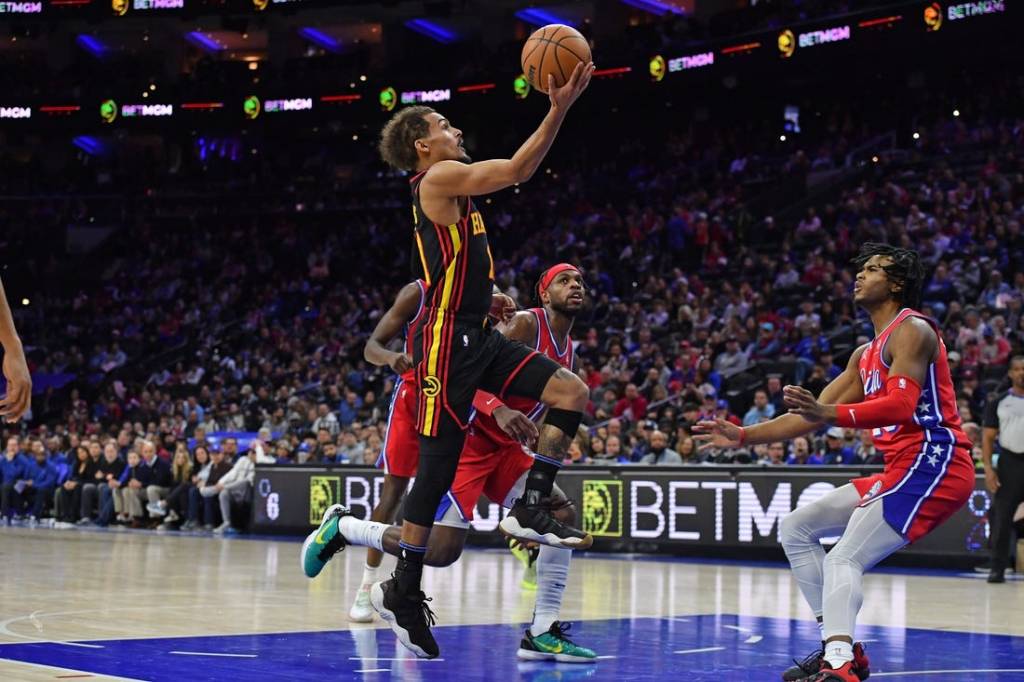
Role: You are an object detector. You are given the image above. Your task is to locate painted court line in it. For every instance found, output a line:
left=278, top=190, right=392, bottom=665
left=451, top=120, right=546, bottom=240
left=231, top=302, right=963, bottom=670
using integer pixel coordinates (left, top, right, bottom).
left=354, top=669, right=389, bottom=674
left=348, top=657, right=446, bottom=662
left=674, top=646, right=727, bottom=655
left=744, top=635, right=763, bottom=644
left=168, top=651, right=257, bottom=658
left=872, top=669, right=1024, bottom=677
left=723, top=625, right=753, bottom=633
left=596, top=655, right=617, bottom=659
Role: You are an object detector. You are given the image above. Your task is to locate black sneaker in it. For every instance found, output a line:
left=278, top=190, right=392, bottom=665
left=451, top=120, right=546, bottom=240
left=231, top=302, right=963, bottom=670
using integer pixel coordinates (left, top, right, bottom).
left=370, top=577, right=439, bottom=659
left=782, top=642, right=870, bottom=681
left=988, top=569, right=1006, bottom=584
left=499, top=497, right=593, bottom=549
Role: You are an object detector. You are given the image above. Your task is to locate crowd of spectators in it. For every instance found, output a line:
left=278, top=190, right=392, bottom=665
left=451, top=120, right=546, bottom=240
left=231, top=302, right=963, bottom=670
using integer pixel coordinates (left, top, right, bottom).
left=1, top=62, right=1022, bottom=532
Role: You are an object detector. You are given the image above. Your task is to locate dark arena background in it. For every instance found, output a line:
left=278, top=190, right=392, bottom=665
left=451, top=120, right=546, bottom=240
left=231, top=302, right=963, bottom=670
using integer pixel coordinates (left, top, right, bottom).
left=0, top=0, right=1023, bottom=680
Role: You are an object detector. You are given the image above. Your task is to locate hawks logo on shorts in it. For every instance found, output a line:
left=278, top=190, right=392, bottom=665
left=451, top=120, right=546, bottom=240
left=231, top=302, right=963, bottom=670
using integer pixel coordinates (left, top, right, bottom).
left=422, top=375, right=442, bottom=398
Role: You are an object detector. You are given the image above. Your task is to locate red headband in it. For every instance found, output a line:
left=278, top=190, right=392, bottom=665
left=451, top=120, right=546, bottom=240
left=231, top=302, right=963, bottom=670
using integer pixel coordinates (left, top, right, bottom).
left=539, top=263, right=581, bottom=295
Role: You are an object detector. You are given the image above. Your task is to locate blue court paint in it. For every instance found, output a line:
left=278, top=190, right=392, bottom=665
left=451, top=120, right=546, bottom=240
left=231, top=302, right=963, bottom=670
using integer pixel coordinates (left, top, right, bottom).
left=2, top=615, right=1024, bottom=681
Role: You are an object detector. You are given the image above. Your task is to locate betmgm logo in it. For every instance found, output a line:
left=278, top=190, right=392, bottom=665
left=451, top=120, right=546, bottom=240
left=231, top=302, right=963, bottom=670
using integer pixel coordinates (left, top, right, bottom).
left=309, top=475, right=340, bottom=525
left=582, top=480, right=622, bottom=538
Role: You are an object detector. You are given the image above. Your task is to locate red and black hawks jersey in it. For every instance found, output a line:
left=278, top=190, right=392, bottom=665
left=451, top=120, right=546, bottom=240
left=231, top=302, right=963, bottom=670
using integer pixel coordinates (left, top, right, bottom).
left=409, top=171, right=495, bottom=324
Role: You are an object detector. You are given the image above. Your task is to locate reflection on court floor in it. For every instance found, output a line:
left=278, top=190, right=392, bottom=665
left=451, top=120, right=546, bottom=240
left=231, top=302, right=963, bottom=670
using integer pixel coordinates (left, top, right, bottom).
left=2, top=615, right=1024, bottom=681
left=1, top=527, right=1022, bottom=681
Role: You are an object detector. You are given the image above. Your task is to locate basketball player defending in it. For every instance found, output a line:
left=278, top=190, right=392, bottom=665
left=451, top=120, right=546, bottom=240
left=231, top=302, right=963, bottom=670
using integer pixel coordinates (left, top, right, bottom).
left=695, top=244, right=974, bottom=682
left=345, top=280, right=530, bottom=622
left=343, top=264, right=596, bottom=662
left=303, top=63, right=596, bottom=659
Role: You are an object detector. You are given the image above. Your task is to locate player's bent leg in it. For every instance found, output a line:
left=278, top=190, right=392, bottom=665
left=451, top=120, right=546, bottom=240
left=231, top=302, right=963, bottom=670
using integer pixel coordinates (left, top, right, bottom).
left=779, top=484, right=862, bottom=680
left=500, top=367, right=592, bottom=548
left=504, top=482, right=595, bottom=663
left=301, top=504, right=353, bottom=578
left=370, top=429, right=464, bottom=660
left=804, top=500, right=906, bottom=682
left=351, top=475, right=409, bottom=623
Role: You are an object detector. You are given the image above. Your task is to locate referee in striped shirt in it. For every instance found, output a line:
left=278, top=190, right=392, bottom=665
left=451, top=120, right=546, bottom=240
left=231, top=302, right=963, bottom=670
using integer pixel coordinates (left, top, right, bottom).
left=982, top=355, right=1024, bottom=583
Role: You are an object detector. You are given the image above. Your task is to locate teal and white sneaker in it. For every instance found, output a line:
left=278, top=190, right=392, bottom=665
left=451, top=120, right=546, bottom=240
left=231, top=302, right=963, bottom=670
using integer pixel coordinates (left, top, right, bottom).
left=300, top=504, right=351, bottom=578
left=517, top=621, right=597, bottom=663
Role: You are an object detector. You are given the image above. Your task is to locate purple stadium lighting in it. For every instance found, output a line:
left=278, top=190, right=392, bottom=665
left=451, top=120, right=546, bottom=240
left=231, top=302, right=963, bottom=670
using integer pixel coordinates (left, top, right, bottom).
left=75, top=34, right=109, bottom=57
left=514, top=7, right=576, bottom=26
left=404, top=18, right=458, bottom=44
left=186, top=31, right=223, bottom=52
left=620, top=0, right=685, bottom=16
left=298, top=27, right=341, bottom=53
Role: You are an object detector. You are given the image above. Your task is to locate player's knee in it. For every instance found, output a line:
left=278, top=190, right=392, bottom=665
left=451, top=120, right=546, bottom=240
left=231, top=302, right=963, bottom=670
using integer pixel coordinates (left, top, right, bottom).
left=778, top=513, right=802, bottom=547
left=823, top=545, right=861, bottom=573
left=562, top=373, right=589, bottom=410
left=544, top=371, right=588, bottom=412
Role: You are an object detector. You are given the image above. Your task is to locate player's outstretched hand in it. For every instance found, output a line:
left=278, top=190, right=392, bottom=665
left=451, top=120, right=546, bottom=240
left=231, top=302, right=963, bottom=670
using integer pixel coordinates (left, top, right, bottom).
left=0, top=342, right=31, bottom=423
left=548, top=61, right=595, bottom=113
left=692, top=419, right=741, bottom=451
left=783, top=385, right=835, bottom=423
left=494, top=405, right=539, bottom=447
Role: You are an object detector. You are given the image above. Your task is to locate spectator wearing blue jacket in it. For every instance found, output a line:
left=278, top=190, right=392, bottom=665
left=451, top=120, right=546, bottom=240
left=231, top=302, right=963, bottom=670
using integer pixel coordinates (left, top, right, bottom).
left=821, top=426, right=858, bottom=465
left=24, top=442, right=58, bottom=520
left=1, top=436, right=29, bottom=520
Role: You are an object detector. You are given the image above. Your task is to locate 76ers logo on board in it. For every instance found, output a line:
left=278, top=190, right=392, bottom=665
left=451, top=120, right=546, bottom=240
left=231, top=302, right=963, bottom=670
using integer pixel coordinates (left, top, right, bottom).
left=422, top=375, right=441, bottom=398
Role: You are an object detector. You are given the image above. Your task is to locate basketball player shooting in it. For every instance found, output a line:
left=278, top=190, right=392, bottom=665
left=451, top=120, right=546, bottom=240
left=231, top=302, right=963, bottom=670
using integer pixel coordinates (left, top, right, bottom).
left=336, top=264, right=596, bottom=662
left=694, top=243, right=974, bottom=681
left=302, top=61, right=596, bottom=659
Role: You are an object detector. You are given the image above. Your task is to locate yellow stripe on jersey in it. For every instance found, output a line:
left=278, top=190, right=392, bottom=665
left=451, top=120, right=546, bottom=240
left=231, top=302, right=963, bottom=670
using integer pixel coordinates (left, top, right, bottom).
left=421, top=222, right=463, bottom=435
left=415, top=231, right=431, bottom=286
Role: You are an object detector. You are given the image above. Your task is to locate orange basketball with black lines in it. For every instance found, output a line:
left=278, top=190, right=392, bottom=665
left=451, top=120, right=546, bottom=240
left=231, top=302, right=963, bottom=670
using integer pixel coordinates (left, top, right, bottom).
left=520, top=24, right=591, bottom=95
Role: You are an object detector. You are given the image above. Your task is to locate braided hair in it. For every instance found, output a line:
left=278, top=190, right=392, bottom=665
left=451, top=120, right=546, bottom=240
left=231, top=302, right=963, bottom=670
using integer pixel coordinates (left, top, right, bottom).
left=852, top=242, right=926, bottom=309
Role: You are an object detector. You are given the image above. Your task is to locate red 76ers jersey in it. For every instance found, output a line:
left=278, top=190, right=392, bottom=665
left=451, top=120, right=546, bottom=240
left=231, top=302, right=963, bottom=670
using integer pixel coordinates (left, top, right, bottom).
left=470, top=308, right=573, bottom=444
left=857, top=308, right=970, bottom=467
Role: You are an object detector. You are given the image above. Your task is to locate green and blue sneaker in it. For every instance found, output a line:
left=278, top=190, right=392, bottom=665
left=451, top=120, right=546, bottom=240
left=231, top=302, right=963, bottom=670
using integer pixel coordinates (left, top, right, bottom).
left=517, top=621, right=597, bottom=664
left=300, top=504, right=350, bottom=578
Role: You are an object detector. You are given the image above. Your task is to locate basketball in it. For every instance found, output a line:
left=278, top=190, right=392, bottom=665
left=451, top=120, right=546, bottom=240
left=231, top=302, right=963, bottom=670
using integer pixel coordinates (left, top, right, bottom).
left=520, top=24, right=591, bottom=94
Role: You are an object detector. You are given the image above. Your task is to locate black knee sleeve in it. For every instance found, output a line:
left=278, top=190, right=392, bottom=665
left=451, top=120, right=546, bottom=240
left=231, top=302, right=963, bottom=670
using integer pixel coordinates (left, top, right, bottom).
left=403, top=431, right=465, bottom=527
left=544, top=407, right=583, bottom=438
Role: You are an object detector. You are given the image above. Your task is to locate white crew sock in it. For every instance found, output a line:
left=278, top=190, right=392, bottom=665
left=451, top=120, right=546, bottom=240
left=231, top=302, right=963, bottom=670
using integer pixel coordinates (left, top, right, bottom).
left=361, top=562, right=380, bottom=587
left=338, top=516, right=388, bottom=552
left=530, top=545, right=571, bottom=637
left=824, top=640, right=853, bottom=669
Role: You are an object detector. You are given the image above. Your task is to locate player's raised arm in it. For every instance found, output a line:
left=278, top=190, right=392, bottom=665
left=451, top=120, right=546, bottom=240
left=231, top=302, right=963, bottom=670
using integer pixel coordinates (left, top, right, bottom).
left=0, top=276, right=31, bottom=423
left=783, top=318, right=934, bottom=428
left=364, top=282, right=423, bottom=374
left=694, top=344, right=869, bottom=449
left=422, top=62, right=594, bottom=199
